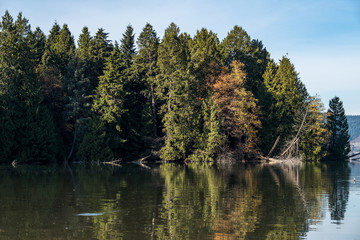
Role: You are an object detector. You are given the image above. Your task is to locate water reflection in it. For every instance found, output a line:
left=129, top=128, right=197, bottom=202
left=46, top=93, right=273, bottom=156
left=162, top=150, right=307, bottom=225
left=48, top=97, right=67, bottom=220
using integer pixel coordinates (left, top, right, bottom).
left=0, top=161, right=354, bottom=239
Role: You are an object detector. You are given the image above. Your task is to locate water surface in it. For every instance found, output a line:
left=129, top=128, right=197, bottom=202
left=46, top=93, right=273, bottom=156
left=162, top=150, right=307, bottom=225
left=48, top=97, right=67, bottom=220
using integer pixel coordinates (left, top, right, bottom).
left=0, top=161, right=359, bottom=239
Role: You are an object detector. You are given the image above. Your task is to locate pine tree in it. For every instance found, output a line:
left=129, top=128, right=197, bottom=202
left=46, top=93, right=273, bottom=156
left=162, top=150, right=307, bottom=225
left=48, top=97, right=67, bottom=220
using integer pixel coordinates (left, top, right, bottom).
left=157, top=23, right=198, bottom=160
left=0, top=11, right=58, bottom=163
left=221, top=25, right=269, bottom=98
left=77, top=26, right=93, bottom=61
left=91, top=28, right=113, bottom=89
left=326, top=96, right=351, bottom=160
left=134, top=23, right=160, bottom=138
left=92, top=44, right=126, bottom=125
left=80, top=44, right=127, bottom=160
left=28, top=27, right=46, bottom=66
left=188, top=28, right=225, bottom=161
left=120, top=24, right=136, bottom=68
left=299, top=96, right=330, bottom=161
left=39, top=23, right=76, bottom=158
left=263, top=56, right=308, bottom=153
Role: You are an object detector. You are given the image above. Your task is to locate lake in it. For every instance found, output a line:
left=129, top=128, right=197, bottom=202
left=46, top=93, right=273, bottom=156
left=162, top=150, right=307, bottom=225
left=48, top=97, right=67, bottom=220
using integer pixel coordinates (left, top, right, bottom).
left=0, top=161, right=359, bottom=239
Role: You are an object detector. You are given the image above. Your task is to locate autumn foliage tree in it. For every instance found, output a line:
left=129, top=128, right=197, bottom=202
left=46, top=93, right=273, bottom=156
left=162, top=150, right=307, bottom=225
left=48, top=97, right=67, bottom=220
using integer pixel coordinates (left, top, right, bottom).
left=212, top=61, right=261, bottom=158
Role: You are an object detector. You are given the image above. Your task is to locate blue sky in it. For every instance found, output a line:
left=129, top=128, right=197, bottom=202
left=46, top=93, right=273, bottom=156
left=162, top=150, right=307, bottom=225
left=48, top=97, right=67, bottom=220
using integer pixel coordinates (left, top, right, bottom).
left=1, top=0, right=360, bottom=114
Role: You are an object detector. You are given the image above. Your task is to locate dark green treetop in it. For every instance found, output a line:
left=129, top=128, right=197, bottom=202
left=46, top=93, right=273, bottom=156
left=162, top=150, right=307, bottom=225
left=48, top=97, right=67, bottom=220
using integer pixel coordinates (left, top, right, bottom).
left=326, top=96, right=351, bottom=160
left=120, top=24, right=136, bottom=68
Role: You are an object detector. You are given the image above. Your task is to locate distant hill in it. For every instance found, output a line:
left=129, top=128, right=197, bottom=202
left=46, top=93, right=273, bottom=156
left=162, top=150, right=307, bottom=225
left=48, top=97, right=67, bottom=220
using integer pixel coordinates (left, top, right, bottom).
left=347, top=115, right=360, bottom=141
left=351, top=136, right=360, bottom=153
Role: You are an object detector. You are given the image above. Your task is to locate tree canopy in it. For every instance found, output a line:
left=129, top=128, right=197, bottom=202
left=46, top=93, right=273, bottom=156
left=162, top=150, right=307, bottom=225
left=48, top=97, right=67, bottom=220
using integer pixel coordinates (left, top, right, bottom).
left=0, top=11, right=346, bottom=163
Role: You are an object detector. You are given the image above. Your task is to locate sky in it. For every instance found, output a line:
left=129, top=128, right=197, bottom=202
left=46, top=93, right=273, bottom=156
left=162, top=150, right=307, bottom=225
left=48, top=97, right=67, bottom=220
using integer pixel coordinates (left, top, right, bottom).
left=1, top=0, right=360, bottom=114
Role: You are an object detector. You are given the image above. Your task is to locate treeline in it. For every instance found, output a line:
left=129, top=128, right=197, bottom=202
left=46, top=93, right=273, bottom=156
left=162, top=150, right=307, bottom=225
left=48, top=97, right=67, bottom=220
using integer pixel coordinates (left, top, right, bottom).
left=0, top=11, right=350, bottom=163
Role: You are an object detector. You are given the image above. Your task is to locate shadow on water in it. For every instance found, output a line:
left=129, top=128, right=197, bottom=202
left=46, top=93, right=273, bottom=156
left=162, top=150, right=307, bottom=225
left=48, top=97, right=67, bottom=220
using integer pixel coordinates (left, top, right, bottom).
left=0, top=161, right=353, bottom=239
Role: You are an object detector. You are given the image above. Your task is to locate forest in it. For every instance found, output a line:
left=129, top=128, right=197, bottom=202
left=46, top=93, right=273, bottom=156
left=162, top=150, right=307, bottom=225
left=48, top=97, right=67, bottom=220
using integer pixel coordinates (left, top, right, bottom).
left=0, top=11, right=351, bottom=164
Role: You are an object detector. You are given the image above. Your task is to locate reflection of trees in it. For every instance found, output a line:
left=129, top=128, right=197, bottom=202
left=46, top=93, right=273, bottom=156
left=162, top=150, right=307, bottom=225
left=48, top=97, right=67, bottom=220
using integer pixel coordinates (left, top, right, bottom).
left=212, top=165, right=263, bottom=240
left=155, top=164, right=224, bottom=239
left=326, top=163, right=350, bottom=223
left=0, top=161, right=351, bottom=239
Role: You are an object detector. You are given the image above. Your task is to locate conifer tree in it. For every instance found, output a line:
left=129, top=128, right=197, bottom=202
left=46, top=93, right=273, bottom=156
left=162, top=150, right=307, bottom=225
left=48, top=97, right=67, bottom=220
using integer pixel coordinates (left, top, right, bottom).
left=264, top=56, right=308, bottom=153
left=91, top=28, right=113, bottom=88
left=78, top=44, right=127, bottom=160
left=0, top=11, right=58, bottom=163
left=120, top=24, right=136, bottom=68
left=188, top=28, right=225, bottom=160
left=29, top=27, right=46, bottom=66
left=77, top=26, right=93, bottom=61
left=62, top=27, right=94, bottom=160
left=326, top=96, right=351, bottom=160
left=134, top=23, right=160, bottom=138
left=221, top=26, right=269, bottom=99
left=299, top=96, right=330, bottom=161
left=39, top=23, right=76, bottom=158
left=157, top=23, right=198, bottom=160
left=118, top=25, right=147, bottom=157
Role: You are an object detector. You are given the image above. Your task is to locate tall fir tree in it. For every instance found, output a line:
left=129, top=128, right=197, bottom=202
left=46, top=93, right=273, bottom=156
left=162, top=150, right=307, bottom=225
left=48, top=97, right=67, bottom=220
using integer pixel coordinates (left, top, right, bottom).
left=221, top=25, right=269, bottom=99
left=118, top=25, right=147, bottom=157
left=134, top=23, right=160, bottom=138
left=157, top=23, right=198, bottom=160
left=298, top=96, right=330, bottom=161
left=326, top=96, right=351, bottom=160
left=39, top=23, right=76, bottom=158
left=188, top=28, right=225, bottom=161
left=120, top=24, right=136, bottom=68
left=0, top=11, right=58, bottom=163
left=78, top=44, right=127, bottom=161
left=91, top=28, right=113, bottom=89
left=263, top=56, right=308, bottom=154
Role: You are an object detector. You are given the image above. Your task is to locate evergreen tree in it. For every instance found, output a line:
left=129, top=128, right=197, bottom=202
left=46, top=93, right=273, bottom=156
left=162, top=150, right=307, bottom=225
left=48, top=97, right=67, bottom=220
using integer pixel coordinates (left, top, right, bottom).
left=62, top=27, right=95, bottom=160
left=91, top=28, right=113, bottom=88
left=188, top=28, right=225, bottom=161
left=29, top=27, right=46, bottom=66
left=299, top=96, right=330, bottom=161
left=79, top=44, right=127, bottom=160
left=39, top=23, right=76, bottom=158
left=77, top=26, right=93, bottom=61
left=134, top=23, right=160, bottom=138
left=76, top=116, right=113, bottom=162
left=157, top=23, right=198, bottom=160
left=221, top=25, right=269, bottom=99
left=190, top=28, right=222, bottom=83
left=326, top=96, right=351, bottom=160
left=0, top=11, right=58, bottom=163
left=264, top=56, right=308, bottom=153
left=120, top=24, right=136, bottom=68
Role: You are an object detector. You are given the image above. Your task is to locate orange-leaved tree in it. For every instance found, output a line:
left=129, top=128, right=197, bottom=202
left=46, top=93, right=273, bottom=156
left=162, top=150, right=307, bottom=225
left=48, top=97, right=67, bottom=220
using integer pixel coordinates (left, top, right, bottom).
left=212, top=61, right=261, bottom=157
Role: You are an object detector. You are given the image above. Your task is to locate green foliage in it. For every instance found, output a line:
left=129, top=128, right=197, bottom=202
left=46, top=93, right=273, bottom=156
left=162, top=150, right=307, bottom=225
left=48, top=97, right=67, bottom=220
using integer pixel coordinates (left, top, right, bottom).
left=326, top=96, right=351, bottom=160
left=92, top=44, right=126, bottom=125
left=133, top=23, right=160, bottom=138
left=76, top=116, right=113, bottom=162
left=0, top=11, right=343, bottom=162
left=264, top=56, right=308, bottom=154
left=120, top=24, right=136, bottom=68
left=299, top=97, right=330, bottom=161
left=157, top=23, right=199, bottom=160
left=0, top=11, right=59, bottom=163
left=221, top=26, right=270, bottom=98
